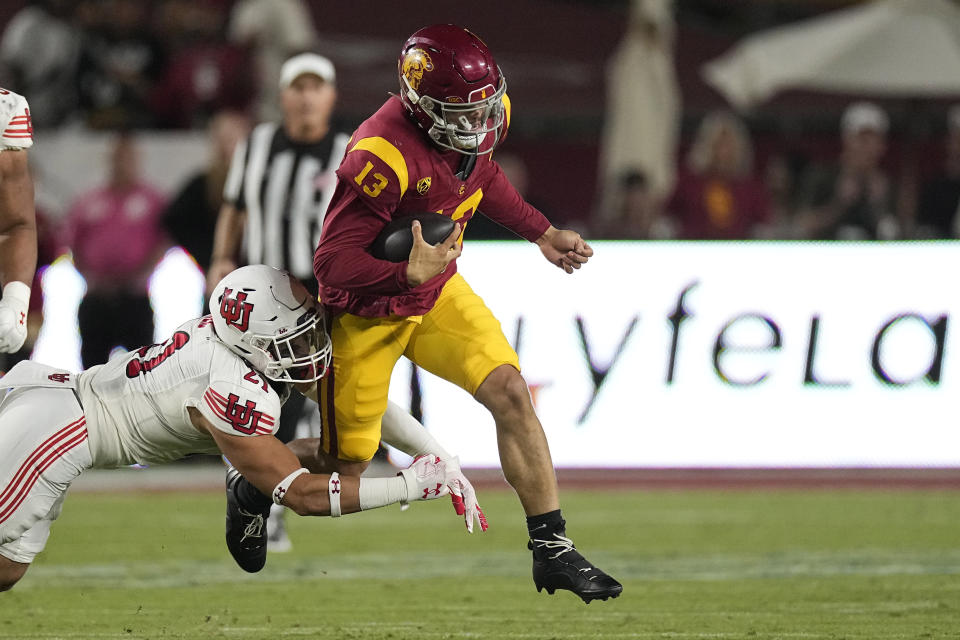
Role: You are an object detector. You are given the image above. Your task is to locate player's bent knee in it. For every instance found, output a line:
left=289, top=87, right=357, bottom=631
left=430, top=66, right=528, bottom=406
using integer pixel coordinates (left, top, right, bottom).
left=0, top=557, right=29, bottom=592
left=338, top=435, right=380, bottom=467
left=476, top=365, right=531, bottom=416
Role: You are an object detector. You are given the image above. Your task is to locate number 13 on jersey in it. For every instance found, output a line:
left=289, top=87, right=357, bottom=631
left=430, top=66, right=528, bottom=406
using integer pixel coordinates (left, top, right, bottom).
left=354, top=161, right=389, bottom=197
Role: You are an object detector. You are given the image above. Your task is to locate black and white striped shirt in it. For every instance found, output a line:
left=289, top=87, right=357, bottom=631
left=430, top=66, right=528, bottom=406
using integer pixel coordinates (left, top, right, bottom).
left=223, top=122, right=349, bottom=289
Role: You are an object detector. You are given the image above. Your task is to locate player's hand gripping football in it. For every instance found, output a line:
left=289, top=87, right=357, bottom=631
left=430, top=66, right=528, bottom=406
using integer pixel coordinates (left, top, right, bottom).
left=535, top=225, right=593, bottom=274
left=405, top=220, right=461, bottom=287
left=445, top=456, right=489, bottom=533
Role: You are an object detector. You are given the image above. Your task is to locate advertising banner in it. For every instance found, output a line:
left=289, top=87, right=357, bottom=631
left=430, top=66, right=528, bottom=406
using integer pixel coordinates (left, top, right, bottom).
left=387, top=242, right=960, bottom=468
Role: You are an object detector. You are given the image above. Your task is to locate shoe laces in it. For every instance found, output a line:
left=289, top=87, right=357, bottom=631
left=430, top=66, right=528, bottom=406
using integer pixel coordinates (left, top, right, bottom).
left=239, top=508, right=265, bottom=543
left=531, top=533, right=578, bottom=561
left=531, top=534, right=601, bottom=576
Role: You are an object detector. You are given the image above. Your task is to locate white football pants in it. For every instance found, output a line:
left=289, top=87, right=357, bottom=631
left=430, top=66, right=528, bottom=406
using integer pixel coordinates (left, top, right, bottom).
left=0, top=387, right=91, bottom=564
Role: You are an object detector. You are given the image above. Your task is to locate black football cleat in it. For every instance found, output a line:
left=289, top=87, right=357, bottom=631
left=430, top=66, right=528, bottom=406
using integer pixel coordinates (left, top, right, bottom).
left=529, top=533, right=623, bottom=603
left=226, top=466, right=269, bottom=573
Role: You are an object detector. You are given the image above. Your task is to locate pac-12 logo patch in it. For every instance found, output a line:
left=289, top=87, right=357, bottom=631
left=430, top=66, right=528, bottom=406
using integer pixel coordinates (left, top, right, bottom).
left=219, top=288, right=253, bottom=332
left=416, top=176, right=431, bottom=195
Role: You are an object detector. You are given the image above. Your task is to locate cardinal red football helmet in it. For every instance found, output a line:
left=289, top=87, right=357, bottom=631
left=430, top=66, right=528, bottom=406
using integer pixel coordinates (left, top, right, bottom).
left=398, top=24, right=506, bottom=155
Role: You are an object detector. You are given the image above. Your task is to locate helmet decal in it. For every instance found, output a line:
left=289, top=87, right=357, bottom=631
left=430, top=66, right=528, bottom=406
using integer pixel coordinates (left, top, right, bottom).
left=401, top=48, right=434, bottom=92
left=220, top=288, right=253, bottom=332
left=212, top=266, right=332, bottom=383
left=468, top=85, right=495, bottom=102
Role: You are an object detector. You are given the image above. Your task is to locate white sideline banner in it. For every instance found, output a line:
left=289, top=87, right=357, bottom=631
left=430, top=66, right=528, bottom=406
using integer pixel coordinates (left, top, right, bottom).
left=388, top=241, right=960, bottom=468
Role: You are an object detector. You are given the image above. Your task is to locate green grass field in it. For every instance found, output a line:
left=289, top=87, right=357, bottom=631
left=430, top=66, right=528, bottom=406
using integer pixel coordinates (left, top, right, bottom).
left=3, top=487, right=960, bottom=639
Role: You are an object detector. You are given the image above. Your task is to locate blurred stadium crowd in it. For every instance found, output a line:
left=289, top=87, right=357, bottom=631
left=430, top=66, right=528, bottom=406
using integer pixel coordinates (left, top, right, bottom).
left=1, top=0, right=959, bottom=368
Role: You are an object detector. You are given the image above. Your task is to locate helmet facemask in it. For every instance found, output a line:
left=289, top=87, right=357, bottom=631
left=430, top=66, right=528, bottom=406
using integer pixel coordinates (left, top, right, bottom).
left=212, top=266, right=333, bottom=384
left=247, top=308, right=331, bottom=383
left=405, top=76, right=506, bottom=156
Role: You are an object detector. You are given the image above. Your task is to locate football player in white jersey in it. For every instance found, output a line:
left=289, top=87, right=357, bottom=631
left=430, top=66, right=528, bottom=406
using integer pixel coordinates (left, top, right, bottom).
left=0, top=88, right=36, bottom=355
left=0, top=265, right=482, bottom=591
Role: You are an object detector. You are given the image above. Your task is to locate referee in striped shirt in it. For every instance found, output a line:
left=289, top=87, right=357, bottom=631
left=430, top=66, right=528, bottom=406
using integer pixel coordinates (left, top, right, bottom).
left=208, top=53, right=349, bottom=551
left=209, top=53, right=348, bottom=294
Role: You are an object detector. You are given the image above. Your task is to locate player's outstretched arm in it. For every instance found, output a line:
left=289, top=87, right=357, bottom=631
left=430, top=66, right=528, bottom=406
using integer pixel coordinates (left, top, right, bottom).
left=535, top=225, right=593, bottom=274
left=0, top=149, right=36, bottom=354
left=281, top=389, right=488, bottom=531
left=191, top=407, right=449, bottom=516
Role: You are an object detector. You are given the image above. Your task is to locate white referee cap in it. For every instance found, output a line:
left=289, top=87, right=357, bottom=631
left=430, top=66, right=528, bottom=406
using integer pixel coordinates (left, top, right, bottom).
left=279, top=53, right=336, bottom=89
left=841, top=102, right=888, bottom=136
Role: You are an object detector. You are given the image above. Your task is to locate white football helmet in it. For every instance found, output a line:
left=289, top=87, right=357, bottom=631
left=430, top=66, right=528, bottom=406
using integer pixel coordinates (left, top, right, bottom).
left=211, top=265, right=331, bottom=383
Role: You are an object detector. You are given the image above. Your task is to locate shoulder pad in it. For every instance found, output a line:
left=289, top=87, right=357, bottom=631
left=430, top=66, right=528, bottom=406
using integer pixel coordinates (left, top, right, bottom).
left=0, top=89, right=33, bottom=150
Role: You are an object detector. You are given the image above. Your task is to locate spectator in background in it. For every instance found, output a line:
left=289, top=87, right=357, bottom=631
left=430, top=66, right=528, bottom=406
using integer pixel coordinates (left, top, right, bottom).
left=666, top=110, right=771, bottom=239
left=0, top=0, right=81, bottom=128
left=595, top=169, right=674, bottom=239
left=762, top=153, right=804, bottom=239
left=62, top=133, right=169, bottom=368
left=795, top=102, right=896, bottom=240
left=916, top=105, right=960, bottom=239
left=151, top=0, right=253, bottom=129
left=162, top=110, right=250, bottom=275
left=597, top=0, right=679, bottom=215
left=77, top=0, right=165, bottom=129
left=228, top=0, right=318, bottom=123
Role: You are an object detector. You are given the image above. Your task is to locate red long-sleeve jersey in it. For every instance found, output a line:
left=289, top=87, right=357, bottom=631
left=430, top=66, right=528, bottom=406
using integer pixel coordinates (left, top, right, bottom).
left=314, top=96, right=550, bottom=317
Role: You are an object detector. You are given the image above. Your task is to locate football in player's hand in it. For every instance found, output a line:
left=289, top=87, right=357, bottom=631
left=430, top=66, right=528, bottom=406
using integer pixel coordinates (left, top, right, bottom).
left=370, top=212, right=457, bottom=262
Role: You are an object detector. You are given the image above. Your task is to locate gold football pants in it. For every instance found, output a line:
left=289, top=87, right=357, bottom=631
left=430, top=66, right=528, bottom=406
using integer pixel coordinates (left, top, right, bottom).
left=319, top=273, right=520, bottom=461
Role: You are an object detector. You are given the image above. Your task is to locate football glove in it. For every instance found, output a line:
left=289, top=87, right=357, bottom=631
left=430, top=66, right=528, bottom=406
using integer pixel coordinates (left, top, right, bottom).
left=0, top=283, right=29, bottom=353
left=445, top=456, right=488, bottom=533
left=397, top=454, right=450, bottom=503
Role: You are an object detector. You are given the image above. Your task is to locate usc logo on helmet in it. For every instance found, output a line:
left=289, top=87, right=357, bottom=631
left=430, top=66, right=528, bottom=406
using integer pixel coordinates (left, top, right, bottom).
left=401, top=48, right=434, bottom=91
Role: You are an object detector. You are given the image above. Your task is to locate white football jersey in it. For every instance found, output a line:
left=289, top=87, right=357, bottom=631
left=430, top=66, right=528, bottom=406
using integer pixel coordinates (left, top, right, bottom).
left=0, top=88, right=32, bottom=151
left=76, top=316, right=284, bottom=468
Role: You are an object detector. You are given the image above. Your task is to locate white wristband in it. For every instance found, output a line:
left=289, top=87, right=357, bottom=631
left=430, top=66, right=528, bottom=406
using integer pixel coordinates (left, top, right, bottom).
left=2, top=281, right=30, bottom=308
left=328, top=472, right=342, bottom=517
left=358, top=475, right=408, bottom=511
left=272, top=467, right=309, bottom=505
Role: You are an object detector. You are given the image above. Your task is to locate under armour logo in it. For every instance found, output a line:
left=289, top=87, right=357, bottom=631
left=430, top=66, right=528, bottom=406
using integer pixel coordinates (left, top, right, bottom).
left=421, top=483, right=444, bottom=499
left=330, top=478, right=341, bottom=494
left=219, top=288, right=254, bottom=332
left=18, top=311, right=25, bottom=326
left=274, top=486, right=286, bottom=502
left=47, top=373, right=70, bottom=383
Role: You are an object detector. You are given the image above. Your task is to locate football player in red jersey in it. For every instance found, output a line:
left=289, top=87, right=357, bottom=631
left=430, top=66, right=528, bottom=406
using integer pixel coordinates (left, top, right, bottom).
left=0, top=88, right=36, bottom=356
left=226, top=24, right=622, bottom=602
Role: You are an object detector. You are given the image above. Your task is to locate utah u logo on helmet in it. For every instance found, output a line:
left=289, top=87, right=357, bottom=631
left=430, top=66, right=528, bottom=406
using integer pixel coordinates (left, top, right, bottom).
left=401, top=48, right=433, bottom=91
left=220, top=288, right=254, bottom=332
